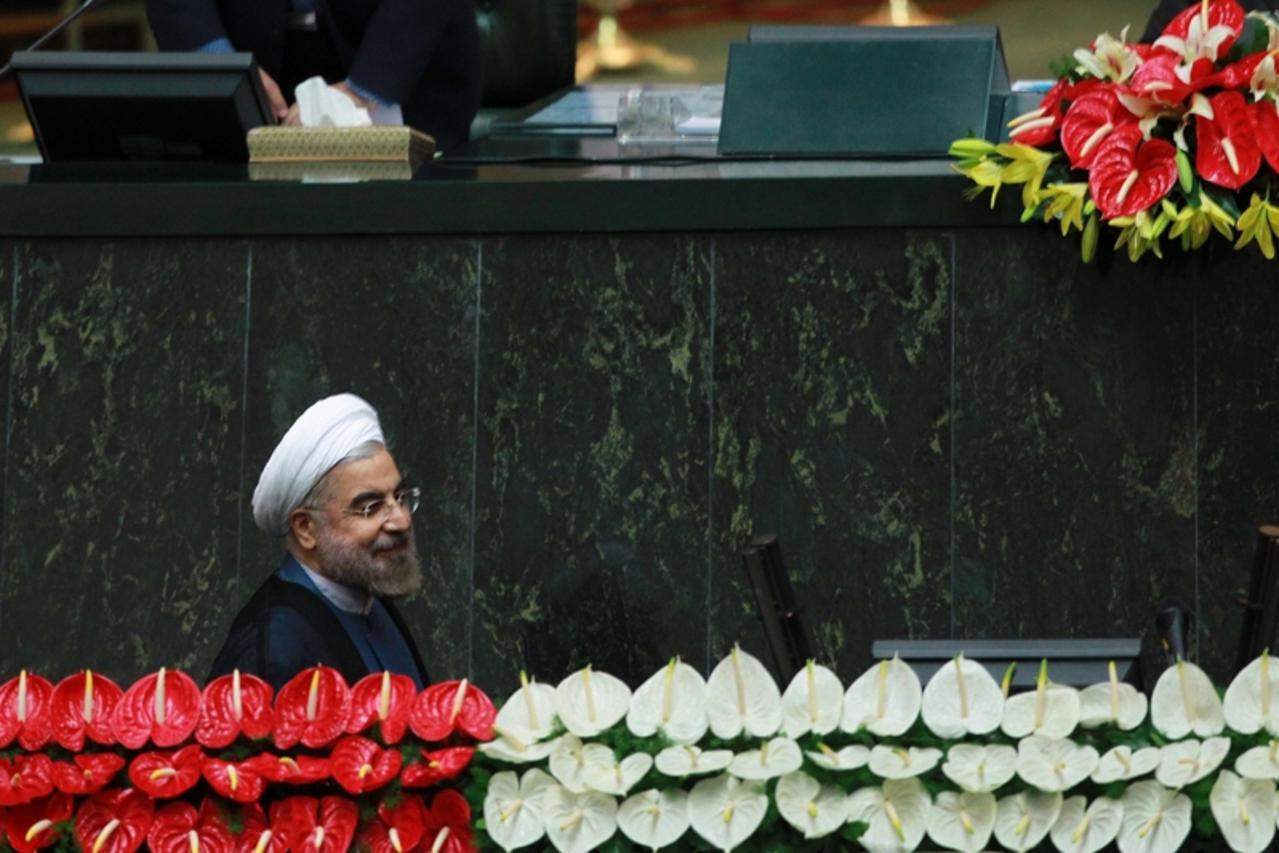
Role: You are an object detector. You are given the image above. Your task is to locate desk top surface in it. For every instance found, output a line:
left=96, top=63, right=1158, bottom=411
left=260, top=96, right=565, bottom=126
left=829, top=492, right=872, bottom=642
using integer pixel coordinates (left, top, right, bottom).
left=0, top=135, right=1017, bottom=237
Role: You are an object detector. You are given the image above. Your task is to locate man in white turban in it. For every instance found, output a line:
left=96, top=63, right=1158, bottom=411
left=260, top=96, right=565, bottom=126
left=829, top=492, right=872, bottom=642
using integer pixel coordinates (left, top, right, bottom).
left=207, top=393, right=428, bottom=690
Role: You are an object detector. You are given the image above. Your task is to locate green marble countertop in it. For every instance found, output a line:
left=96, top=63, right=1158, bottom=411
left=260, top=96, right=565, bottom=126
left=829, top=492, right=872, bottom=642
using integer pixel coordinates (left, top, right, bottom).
left=0, top=139, right=1022, bottom=236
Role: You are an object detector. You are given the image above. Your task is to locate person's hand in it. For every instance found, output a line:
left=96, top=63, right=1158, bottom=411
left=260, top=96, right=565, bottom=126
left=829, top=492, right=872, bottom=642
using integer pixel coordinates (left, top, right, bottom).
left=283, top=103, right=301, bottom=127
left=257, top=68, right=290, bottom=123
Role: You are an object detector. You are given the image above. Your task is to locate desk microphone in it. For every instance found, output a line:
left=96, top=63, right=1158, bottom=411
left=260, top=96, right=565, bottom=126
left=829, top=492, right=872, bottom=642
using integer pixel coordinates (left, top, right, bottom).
left=0, top=0, right=114, bottom=81
left=1155, top=597, right=1194, bottom=667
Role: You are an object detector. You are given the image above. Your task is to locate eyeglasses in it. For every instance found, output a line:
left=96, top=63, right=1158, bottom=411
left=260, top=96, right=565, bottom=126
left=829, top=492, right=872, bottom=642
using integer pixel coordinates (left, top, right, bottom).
left=340, top=487, right=422, bottom=522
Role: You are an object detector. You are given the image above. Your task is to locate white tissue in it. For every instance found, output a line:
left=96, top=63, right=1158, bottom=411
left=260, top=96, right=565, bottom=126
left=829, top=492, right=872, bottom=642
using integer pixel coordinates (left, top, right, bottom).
left=294, top=76, right=372, bottom=128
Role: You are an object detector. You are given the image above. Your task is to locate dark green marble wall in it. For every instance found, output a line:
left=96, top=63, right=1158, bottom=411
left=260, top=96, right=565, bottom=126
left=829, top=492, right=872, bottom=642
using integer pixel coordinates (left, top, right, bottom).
left=0, top=230, right=1269, bottom=690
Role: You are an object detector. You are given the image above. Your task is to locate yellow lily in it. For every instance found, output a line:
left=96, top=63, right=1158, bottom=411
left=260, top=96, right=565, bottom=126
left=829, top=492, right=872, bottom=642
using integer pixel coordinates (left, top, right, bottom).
left=1111, top=208, right=1170, bottom=262
left=1167, top=191, right=1235, bottom=250
left=995, top=143, right=1055, bottom=209
left=1234, top=193, right=1279, bottom=259
left=1039, top=183, right=1088, bottom=235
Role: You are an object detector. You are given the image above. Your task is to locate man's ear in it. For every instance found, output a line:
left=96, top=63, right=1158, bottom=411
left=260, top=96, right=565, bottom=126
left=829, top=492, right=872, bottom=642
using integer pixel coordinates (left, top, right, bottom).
left=289, top=508, right=319, bottom=551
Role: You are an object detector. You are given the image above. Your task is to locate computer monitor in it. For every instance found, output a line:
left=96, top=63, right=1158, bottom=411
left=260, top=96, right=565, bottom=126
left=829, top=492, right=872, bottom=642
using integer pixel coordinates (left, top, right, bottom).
left=872, top=638, right=1144, bottom=691
left=10, top=51, right=273, bottom=163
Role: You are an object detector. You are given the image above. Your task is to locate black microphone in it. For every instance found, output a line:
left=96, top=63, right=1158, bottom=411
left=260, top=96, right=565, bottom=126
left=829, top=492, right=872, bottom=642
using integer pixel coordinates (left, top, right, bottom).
left=1155, top=597, right=1194, bottom=667
left=0, top=0, right=114, bottom=81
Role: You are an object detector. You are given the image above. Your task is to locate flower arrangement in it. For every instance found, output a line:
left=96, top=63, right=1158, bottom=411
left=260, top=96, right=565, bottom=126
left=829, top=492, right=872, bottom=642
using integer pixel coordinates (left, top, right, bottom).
left=950, top=0, right=1279, bottom=261
left=0, top=667, right=494, bottom=853
left=470, top=648, right=1279, bottom=852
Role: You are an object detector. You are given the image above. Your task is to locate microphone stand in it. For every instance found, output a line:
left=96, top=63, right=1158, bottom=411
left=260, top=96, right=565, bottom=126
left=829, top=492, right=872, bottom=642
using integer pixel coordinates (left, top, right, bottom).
left=0, top=0, right=112, bottom=81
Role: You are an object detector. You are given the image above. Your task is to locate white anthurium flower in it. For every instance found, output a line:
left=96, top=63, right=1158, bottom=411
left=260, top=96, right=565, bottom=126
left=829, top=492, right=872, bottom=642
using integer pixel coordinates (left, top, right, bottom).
left=847, top=778, right=931, bottom=853
left=542, top=784, right=618, bottom=853
left=1048, top=795, right=1123, bottom=853
left=1236, top=740, right=1279, bottom=780
left=1002, top=661, right=1081, bottom=739
left=993, top=790, right=1062, bottom=852
left=687, top=774, right=768, bottom=851
left=482, top=768, right=557, bottom=852
left=1210, top=770, right=1276, bottom=853
left=617, top=788, right=689, bottom=851
left=706, top=645, right=783, bottom=740
left=868, top=744, right=942, bottom=780
left=555, top=665, right=631, bottom=738
left=1150, top=659, right=1225, bottom=739
left=1091, top=745, right=1160, bottom=784
left=942, top=743, right=1017, bottom=793
left=1072, top=27, right=1141, bottom=82
left=495, top=672, right=559, bottom=741
left=580, top=752, right=653, bottom=797
left=925, top=790, right=995, bottom=853
left=1078, top=661, right=1148, bottom=730
left=1224, top=651, right=1279, bottom=736
left=805, top=742, right=870, bottom=772
left=727, top=736, right=803, bottom=780
left=547, top=736, right=600, bottom=794
left=781, top=660, right=843, bottom=738
left=842, top=655, right=922, bottom=737
left=1015, top=736, right=1099, bottom=793
left=654, top=745, right=733, bottom=777
left=774, top=770, right=849, bottom=840
left=1155, top=736, right=1230, bottom=788
left=1117, top=781, right=1191, bottom=853
left=921, top=654, right=1004, bottom=739
left=481, top=731, right=565, bottom=764
left=626, top=657, right=709, bottom=744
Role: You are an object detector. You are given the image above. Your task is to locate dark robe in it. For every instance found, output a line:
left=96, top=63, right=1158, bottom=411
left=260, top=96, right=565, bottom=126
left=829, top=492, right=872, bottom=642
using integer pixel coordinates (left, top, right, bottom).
left=208, top=557, right=429, bottom=690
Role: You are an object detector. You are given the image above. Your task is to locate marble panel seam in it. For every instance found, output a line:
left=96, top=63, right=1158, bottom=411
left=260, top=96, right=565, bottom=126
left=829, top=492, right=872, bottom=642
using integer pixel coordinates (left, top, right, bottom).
left=467, top=240, right=482, bottom=681
left=234, top=244, right=254, bottom=597
left=1192, top=279, right=1201, bottom=661
left=946, top=231, right=957, bottom=641
left=0, top=244, right=16, bottom=633
left=704, top=236, right=717, bottom=676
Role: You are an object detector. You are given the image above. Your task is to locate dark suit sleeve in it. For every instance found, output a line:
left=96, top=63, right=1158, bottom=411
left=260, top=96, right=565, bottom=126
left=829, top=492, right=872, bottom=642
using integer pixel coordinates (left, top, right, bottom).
left=146, top=0, right=230, bottom=50
left=207, top=606, right=344, bottom=692
left=344, top=0, right=461, bottom=104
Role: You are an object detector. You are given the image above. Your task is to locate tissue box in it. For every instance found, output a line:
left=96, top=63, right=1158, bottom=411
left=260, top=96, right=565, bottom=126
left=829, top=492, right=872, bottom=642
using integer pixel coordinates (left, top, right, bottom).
left=246, top=126, right=435, bottom=169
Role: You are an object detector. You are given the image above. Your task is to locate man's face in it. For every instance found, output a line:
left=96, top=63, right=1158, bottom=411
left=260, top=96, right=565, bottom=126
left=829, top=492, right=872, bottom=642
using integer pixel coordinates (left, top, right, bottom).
left=309, top=447, right=423, bottom=597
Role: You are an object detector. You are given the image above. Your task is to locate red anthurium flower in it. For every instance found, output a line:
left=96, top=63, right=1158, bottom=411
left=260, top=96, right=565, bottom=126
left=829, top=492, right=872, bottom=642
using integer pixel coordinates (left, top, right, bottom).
left=347, top=671, right=416, bottom=744
left=268, top=797, right=357, bottom=853
left=202, top=757, right=266, bottom=805
left=1128, top=53, right=1210, bottom=104
left=245, top=754, right=331, bottom=786
left=408, top=681, right=495, bottom=743
left=50, top=671, right=122, bottom=751
left=0, top=755, right=54, bottom=807
left=231, top=804, right=287, bottom=853
left=272, top=667, right=351, bottom=751
left=400, top=747, right=474, bottom=789
left=1254, top=100, right=1279, bottom=175
left=52, top=754, right=126, bottom=796
left=1007, top=78, right=1104, bottom=148
left=1088, top=125, right=1178, bottom=219
left=0, top=672, right=54, bottom=751
left=1156, top=0, right=1246, bottom=59
left=1059, top=88, right=1136, bottom=171
left=111, top=668, right=201, bottom=750
left=147, top=801, right=234, bottom=853
left=4, top=793, right=72, bottom=853
left=197, top=671, right=274, bottom=750
left=421, top=790, right=472, bottom=853
left=1197, top=90, right=1262, bottom=189
left=356, top=794, right=428, bottom=853
left=329, top=735, right=402, bottom=795
left=1208, top=51, right=1268, bottom=89
left=127, top=746, right=205, bottom=799
left=74, top=788, right=154, bottom=853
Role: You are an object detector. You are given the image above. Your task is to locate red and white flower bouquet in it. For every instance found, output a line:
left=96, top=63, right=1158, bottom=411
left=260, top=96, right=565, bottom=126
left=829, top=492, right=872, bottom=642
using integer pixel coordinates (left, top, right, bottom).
left=951, top=0, right=1279, bottom=261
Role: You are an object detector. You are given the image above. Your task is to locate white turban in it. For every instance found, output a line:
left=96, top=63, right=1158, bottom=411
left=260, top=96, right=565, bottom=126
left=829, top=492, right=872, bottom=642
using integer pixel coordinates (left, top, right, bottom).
left=252, top=393, right=385, bottom=535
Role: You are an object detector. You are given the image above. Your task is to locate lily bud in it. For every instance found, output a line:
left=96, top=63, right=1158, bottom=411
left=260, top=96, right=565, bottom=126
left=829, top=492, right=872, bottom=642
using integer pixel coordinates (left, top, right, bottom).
left=948, top=137, right=996, bottom=161
left=1176, top=149, right=1195, bottom=194
left=1082, top=213, right=1100, bottom=263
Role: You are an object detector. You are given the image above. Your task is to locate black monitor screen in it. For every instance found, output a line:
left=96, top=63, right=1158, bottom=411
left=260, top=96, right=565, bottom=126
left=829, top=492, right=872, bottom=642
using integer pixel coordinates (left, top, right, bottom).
left=12, top=51, right=273, bottom=163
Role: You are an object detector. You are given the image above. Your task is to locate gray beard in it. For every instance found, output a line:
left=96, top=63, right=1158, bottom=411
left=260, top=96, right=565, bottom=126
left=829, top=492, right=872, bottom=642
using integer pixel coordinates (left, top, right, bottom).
left=314, top=524, right=424, bottom=598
